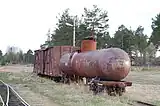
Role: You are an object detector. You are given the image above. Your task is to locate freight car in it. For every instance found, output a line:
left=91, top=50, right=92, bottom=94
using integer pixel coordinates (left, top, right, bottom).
left=33, top=36, right=132, bottom=96
left=33, top=46, right=79, bottom=81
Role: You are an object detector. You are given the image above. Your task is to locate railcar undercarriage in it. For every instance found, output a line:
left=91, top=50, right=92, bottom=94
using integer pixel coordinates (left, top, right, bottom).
left=61, top=75, right=132, bottom=96
left=88, top=77, right=132, bottom=96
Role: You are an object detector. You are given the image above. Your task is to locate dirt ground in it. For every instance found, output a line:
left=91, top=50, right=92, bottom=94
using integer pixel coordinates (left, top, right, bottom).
left=0, top=64, right=33, bottom=73
left=0, top=65, right=160, bottom=106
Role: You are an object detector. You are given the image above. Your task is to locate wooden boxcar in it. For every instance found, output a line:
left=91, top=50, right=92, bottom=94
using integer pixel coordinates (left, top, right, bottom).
left=33, top=46, right=79, bottom=78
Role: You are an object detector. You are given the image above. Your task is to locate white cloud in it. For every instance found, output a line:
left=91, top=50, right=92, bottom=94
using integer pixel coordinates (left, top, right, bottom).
left=0, top=0, right=159, bottom=54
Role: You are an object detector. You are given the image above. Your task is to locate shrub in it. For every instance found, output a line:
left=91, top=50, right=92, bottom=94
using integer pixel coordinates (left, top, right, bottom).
left=0, top=59, right=6, bottom=66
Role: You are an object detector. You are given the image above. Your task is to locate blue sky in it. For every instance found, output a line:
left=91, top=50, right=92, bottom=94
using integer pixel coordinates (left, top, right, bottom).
left=0, top=0, right=159, bottom=54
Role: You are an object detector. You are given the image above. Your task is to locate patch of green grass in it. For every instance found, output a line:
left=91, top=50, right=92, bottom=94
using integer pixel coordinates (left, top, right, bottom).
left=0, top=72, right=30, bottom=84
left=153, top=100, right=160, bottom=105
left=0, top=102, right=3, bottom=106
left=131, top=66, right=160, bottom=71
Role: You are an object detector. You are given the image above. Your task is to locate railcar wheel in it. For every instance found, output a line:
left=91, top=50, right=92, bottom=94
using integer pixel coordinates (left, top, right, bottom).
left=115, top=87, right=126, bottom=96
left=106, top=87, right=115, bottom=96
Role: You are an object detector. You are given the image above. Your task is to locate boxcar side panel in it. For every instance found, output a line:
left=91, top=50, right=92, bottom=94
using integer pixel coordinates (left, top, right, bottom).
left=37, top=50, right=41, bottom=74
left=50, top=46, right=61, bottom=76
left=49, top=46, right=80, bottom=77
left=44, top=49, right=47, bottom=75
left=40, top=50, right=45, bottom=74
left=46, top=48, right=51, bottom=76
left=33, top=46, right=80, bottom=77
left=60, top=46, right=72, bottom=57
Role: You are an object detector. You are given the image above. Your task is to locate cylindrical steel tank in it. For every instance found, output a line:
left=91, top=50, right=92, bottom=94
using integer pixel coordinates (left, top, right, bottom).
left=60, top=48, right=131, bottom=81
left=59, top=53, right=74, bottom=75
left=81, top=37, right=96, bottom=52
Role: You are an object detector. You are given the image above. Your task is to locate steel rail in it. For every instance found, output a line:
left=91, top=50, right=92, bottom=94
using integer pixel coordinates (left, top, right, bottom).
left=0, top=80, right=8, bottom=106
left=8, top=84, right=30, bottom=106
left=0, top=95, right=5, bottom=106
left=0, top=80, right=30, bottom=106
left=6, top=83, right=9, bottom=106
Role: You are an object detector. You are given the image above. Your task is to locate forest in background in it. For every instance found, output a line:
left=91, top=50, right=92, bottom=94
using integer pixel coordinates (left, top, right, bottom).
left=0, top=5, right=160, bottom=66
left=41, top=5, right=160, bottom=66
left=0, top=47, right=34, bottom=65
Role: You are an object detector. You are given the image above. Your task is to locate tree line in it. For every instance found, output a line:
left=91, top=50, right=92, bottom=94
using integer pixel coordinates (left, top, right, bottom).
left=41, top=5, right=160, bottom=66
left=1, top=5, right=159, bottom=66
left=0, top=46, right=34, bottom=66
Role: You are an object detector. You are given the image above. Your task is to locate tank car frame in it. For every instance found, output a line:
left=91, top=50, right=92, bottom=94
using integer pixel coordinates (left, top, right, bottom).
left=88, top=77, right=132, bottom=96
left=60, top=73, right=132, bottom=96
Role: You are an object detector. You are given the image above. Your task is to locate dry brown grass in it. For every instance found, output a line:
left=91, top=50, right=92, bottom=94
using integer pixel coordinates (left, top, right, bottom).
left=0, top=72, right=132, bottom=106
left=0, top=65, right=160, bottom=106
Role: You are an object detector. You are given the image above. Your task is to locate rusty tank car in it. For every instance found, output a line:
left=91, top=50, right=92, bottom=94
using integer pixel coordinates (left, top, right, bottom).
left=60, top=36, right=131, bottom=81
left=59, top=36, right=132, bottom=96
left=60, top=48, right=131, bottom=81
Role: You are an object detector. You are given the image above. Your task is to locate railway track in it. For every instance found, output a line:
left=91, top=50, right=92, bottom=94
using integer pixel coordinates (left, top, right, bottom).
left=0, top=80, right=30, bottom=106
